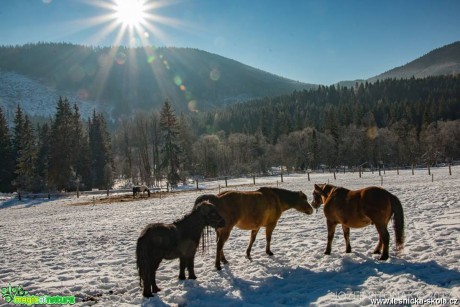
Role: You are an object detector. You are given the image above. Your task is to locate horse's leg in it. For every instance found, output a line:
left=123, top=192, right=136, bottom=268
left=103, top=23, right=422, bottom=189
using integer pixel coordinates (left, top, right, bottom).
left=373, top=237, right=383, bottom=254
left=246, top=228, right=260, bottom=260
left=179, top=257, right=187, bottom=280
left=342, top=225, right=352, bottom=253
left=216, top=228, right=232, bottom=270
left=375, top=224, right=390, bottom=260
left=325, top=220, right=337, bottom=255
left=187, top=256, right=197, bottom=279
left=151, top=259, right=162, bottom=294
left=265, top=223, right=277, bottom=256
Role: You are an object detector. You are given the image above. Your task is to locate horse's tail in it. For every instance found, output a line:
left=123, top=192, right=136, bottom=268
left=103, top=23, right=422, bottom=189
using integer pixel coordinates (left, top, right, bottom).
left=136, top=235, right=150, bottom=291
left=389, top=193, right=405, bottom=252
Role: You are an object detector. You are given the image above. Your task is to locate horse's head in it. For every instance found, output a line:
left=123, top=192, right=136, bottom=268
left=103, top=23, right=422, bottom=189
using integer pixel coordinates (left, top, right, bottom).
left=195, top=201, right=225, bottom=228
left=293, top=191, right=314, bottom=215
left=311, top=183, right=332, bottom=209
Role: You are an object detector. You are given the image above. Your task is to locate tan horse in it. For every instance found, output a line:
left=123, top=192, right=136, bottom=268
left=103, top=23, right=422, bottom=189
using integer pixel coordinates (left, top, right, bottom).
left=195, top=187, right=313, bottom=270
left=311, top=184, right=404, bottom=260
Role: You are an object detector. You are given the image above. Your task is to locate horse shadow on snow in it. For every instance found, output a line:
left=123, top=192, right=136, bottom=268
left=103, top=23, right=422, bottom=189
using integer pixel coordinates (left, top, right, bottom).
left=174, top=255, right=460, bottom=306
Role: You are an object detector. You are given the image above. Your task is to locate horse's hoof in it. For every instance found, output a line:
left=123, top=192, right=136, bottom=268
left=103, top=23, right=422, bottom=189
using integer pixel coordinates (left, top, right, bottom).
left=324, top=251, right=331, bottom=255
left=152, top=286, right=161, bottom=293
left=179, top=275, right=186, bottom=280
left=246, top=255, right=252, bottom=261
left=267, top=251, right=274, bottom=256
left=188, top=275, right=197, bottom=280
left=379, top=255, right=389, bottom=261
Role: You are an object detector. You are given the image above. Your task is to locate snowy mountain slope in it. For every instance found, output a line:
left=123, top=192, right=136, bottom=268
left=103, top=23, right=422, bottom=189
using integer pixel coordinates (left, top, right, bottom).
left=0, top=70, right=109, bottom=124
left=0, top=167, right=459, bottom=306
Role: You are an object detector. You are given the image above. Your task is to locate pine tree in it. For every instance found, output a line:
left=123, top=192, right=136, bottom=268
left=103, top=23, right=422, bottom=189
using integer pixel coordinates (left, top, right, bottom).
left=49, top=97, right=74, bottom=190
left=159, top=101, right=181, bottom=186
left=0, top=107, right=15, bottom=192
left=36, top=123, right=50, bottom=191
left=89, top=111, right=113, bottom=189
left=71, top=104, right=92, bottom=191
left=12, top=105, right=25, bottom=166
left=150, top=113, right=161, bottom=186
left=15, top=115, right=39, bottom=192
left=177, top=113, right=194, bottom=183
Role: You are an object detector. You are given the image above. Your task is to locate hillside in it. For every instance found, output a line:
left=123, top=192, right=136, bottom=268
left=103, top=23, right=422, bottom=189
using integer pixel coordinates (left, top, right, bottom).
left=368, top=41, right=460, bottom=82
left=0, top=43, right=315, bottom=119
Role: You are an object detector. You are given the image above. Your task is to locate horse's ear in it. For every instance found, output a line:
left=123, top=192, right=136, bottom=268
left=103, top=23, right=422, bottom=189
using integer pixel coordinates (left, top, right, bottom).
left=314, top=184, right=328, bottom=197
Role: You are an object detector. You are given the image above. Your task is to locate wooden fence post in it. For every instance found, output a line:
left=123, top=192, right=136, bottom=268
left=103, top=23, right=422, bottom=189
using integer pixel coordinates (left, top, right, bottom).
left=449, top=163, right=452, bottom=175
left=225, top=177, right=228, bottom=187
left=412, top=164, right=415, bottom=175
left=307, top=172, right=310, bottom=181
left=253, top=175, right=256, bottom=185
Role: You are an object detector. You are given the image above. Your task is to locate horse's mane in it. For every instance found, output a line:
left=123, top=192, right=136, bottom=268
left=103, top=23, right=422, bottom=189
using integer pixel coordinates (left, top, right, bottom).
left=323, top=184, right=349, bottom=193
left=173, top=206, right=202, bottom=226
left=257, top=187, right=302, bottom=203
left=173, top=203, right=214, bottom=255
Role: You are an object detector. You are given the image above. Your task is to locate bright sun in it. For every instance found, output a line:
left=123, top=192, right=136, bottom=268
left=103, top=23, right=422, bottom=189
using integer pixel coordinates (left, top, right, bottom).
left=115, top=0, right=146, bottom=27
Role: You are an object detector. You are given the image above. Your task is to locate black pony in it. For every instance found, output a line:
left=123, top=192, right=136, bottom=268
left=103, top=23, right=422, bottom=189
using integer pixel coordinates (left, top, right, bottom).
left=136, top=201, right=225, bottom=298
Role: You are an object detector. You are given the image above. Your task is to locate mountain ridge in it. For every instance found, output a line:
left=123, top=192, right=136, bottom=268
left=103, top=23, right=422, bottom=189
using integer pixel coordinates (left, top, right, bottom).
left=1, top=41, right=459, bottom=122
left=0, top=43, right=316, bottom=120
left=337, top=41, right=460, bottom=87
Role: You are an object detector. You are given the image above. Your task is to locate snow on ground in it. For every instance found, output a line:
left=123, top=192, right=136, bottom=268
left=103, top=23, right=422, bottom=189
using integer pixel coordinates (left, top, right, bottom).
left=1, top=167, right=459, bottom=306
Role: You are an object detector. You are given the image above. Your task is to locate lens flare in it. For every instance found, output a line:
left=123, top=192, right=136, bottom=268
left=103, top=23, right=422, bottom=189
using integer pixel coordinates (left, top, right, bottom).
left=210, top=69, right=220, bottom=81
left=188, top=100, right=198, bottom=112
left=174, top=76, right=182, bottom=86
left=115, top=51, right=126, bottom=65
left=367, top=126, right=378, bottom=140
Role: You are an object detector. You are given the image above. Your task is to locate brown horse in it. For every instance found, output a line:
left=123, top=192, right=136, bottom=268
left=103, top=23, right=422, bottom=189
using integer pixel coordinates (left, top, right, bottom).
left=311, top=184, right=404, bottom=260
left=195, top=187, right=313, bottom=270
left=136, top=201, right=225, bottom=298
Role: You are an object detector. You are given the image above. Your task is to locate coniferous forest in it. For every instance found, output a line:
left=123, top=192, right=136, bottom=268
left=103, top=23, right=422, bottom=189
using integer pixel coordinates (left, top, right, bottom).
left=1, top=75, right=459, bottom=193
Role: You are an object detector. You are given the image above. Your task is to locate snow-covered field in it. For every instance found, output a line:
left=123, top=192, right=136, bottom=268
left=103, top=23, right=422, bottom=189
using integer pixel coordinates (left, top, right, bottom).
left=1, top=168, right=459, bottom=306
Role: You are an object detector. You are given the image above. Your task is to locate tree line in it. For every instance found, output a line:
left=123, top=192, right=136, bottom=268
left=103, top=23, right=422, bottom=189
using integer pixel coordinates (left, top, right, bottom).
left=0, top=98, right=112, bottom=193
left=113, top=76, right=460, bottom=184
left=1, top=75, right=459, bottom=193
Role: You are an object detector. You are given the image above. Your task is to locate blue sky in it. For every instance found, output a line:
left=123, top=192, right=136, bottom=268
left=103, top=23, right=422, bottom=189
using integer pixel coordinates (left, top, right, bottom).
left=0, top=0, right=459, bottom=85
